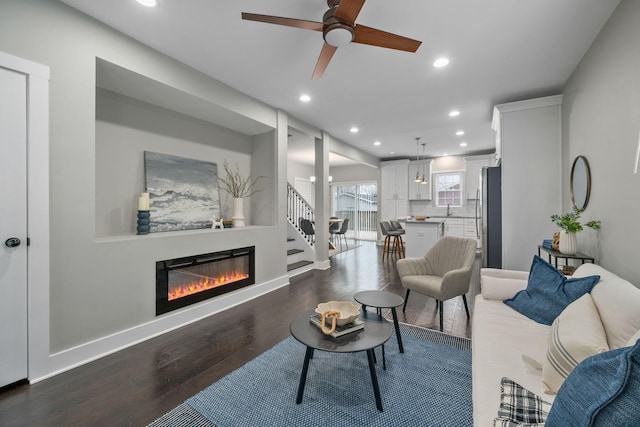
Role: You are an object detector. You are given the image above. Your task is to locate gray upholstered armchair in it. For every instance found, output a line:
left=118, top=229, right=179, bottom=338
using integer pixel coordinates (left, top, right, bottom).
left=396, top=236, right=477, bottom=331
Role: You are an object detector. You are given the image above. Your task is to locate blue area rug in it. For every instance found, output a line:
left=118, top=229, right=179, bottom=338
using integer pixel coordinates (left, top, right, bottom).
left=149, top=323, right=472, bottom=427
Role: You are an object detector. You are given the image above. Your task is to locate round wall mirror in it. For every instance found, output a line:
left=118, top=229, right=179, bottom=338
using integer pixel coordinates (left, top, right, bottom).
left=570, top=155, right=591, bottom=210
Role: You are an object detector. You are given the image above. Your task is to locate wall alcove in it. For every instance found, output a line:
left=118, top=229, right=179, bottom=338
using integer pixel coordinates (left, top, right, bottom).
left=95, top=58, right=277, bottom=239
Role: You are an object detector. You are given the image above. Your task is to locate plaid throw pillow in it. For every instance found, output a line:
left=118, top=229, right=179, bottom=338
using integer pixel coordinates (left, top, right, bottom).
left=493, top=377, right=551, bottom=427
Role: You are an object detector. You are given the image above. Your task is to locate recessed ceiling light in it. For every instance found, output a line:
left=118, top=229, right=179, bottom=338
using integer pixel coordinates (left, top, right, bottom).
left=350, top=127, right=359, bottom=133
left=374, top=141, right=381, bottom=146
left=449, top=110, right=460, bottom=117
left=390, top=151, right=395, bottom=154
left=456, top=130, right=465, bottom=136
left=299, top=94, right=311, bottom=102
left=433, top=57, right=450, bottom=68
left=460, top=142, right=468, bottom=147
left=136, top=0, right=157, bottom=7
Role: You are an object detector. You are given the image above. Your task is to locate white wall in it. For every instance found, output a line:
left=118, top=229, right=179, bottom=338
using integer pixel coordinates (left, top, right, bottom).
left=562, top=0, right=640, bottom=285
left=499, top=98, right=562, bottom=271
left=431, top=156, right=466, bottom=172
left=287, top=161, right=315, bottom=185
left=330, top=164, right=378, bottom=183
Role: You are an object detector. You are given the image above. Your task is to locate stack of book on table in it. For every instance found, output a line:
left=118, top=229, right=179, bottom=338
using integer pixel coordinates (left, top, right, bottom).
left=309, top=314, right=364, bottom=338
left=542, top=239, right=554, bottom=250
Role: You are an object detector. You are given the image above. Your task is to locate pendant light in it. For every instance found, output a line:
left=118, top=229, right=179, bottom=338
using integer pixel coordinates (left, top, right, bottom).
left=414, top=137, right=422, bottom=182
left=420, top=142, right=428, bottom=184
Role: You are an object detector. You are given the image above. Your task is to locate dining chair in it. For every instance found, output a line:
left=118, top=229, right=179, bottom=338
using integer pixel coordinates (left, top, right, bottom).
left=329, top=217, right=341, bottom=242
left=299, top=218, right=315, bottom=243
left=331, top=218, right=349, bottom=251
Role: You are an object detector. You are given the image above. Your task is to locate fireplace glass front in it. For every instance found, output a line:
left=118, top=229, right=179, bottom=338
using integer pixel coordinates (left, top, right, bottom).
left=156, top=246, right=255, bottom=315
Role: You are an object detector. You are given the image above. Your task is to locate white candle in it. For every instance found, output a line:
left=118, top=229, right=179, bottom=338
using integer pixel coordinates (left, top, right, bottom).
left=138, top=195, right=149, bottom=211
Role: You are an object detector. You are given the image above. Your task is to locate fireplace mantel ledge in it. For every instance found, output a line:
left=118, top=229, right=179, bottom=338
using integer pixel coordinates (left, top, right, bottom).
left=95, top=225, right=274, bottom=244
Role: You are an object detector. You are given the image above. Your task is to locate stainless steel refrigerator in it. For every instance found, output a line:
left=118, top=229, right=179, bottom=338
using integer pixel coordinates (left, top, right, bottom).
left=479, top=165, right=502, bottom=268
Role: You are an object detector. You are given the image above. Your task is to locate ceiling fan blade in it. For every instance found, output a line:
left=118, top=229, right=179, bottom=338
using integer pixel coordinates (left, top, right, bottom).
left=334, top=0, right=366, bottom=25
left=354, top=24, right=422, bottom=52
left=241, top=13, right=323, bottom=31
left=312, top=43, right=338, bottom=79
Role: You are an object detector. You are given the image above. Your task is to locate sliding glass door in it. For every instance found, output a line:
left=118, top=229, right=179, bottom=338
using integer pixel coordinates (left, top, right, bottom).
left=332, top=182, right=378, bottom=241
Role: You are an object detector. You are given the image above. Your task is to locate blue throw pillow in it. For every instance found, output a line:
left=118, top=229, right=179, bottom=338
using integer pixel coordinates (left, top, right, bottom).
left=546, top=340, right=640, bottom=426
left=503, top=255, right=600, bottom=325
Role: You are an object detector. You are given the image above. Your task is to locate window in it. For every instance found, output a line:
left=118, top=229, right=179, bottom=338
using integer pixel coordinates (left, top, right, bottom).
left=434, top=172, right=463, bottom=207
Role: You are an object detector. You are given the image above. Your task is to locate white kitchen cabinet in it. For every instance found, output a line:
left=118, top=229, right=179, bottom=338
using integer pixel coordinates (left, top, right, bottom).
left=444, top=218, right=464, bottom=237
left=464, top=156, right=492, bottom=200
left=404, top=220, right=444, bottom=258
left=408, top=160, right=432, bottom=200
left=380, top=160, right=409, bottom=220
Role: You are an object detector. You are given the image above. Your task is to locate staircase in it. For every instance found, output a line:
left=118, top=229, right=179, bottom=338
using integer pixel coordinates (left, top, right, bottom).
left=286, top=238, right=313, bottom=276
left=286, top=183, right=315, bottom=276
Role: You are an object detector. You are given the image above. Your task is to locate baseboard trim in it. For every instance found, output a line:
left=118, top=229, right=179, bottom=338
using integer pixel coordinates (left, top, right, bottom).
left=314, top=260, right=331, bottom=270
left=33, top=276, right=289, bottom=383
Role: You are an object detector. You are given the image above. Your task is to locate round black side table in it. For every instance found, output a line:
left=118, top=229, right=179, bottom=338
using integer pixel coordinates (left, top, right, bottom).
left=353, top=290, right=405, bottom=354
left=290, top=309, right=392, bottom=412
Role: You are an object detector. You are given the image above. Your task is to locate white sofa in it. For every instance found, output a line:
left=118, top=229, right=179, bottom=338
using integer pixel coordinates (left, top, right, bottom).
left=472, top=263, right=640, bottom=427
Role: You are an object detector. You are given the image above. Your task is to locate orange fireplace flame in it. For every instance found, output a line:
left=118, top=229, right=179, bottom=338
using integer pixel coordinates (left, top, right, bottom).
left=168, top=271, right=249, bottom=301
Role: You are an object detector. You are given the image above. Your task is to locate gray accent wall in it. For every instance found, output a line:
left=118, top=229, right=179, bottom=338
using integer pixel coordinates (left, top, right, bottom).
left=0, top=0, right=287, bottom=357
left=96, top=88, right=255, bottom=236
left=562, top=0, right=640, bottom=285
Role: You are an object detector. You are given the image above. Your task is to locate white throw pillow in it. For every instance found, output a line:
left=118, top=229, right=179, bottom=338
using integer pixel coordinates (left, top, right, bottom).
left=542, top=293, right=609, bottom=394
left=481, top=275, right=528, bottom=301
left=574, top=263, right=640, bottom=348
left=627, top=329, right=640, bottom=347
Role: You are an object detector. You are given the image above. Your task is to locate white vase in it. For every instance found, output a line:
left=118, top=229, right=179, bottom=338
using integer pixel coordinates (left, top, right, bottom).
left=558, top=231, right=577, bottom=255
left=232, top=197, right=246, bottom=228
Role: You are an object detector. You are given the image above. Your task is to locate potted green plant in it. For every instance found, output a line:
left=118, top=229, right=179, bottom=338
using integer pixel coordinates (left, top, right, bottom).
left=218, top=161, right=264, bottom=227
left=550, top=206, right=600, bottom=254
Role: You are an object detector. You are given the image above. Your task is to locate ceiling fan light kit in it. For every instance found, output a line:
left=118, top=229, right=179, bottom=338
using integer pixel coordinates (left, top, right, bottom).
left=242, top=0, right=422, bottom=79
left=324, top=23, right=355, bottom=47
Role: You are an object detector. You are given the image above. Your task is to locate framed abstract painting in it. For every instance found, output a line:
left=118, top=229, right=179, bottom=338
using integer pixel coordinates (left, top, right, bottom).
left=144, top=151, right=220, bottom=232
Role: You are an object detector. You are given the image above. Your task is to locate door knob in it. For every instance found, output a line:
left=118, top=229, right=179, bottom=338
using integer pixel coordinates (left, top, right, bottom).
left=5, top=237, right=21, bottom=248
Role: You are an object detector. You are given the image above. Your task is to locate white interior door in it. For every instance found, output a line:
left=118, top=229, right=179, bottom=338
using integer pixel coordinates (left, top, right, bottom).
left=0, top=66, right=29, bottom=387
left=294, top=177, right=315, bottom=209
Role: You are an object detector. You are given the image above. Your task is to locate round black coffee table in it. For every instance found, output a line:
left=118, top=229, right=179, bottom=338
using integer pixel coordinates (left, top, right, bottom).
left=354, top=290, right=405, bottom=354
left=290, top=308, right=392, bottom=412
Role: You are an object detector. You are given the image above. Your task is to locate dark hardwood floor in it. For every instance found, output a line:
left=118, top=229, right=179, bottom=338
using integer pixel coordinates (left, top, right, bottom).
left=0, top=241, right=479, bottom=426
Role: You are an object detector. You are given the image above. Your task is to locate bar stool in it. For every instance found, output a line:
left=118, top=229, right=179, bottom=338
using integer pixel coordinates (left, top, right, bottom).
left=389, top=220, right=406, bottom=256
left=380, top=221, right=405, bottom=261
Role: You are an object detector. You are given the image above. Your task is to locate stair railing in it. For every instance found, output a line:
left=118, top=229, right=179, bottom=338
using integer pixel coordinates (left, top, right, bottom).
left=287, top=183, right=315, bottom=246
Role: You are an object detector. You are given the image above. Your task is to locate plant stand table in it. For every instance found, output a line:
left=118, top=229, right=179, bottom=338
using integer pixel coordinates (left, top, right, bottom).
left=537, top=245, right=595, bottom=271
left=290, top=309, right=392, bottom=412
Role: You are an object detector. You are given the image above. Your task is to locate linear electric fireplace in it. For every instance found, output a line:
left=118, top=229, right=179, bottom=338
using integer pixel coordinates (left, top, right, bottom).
left=156, top=246, right=255, bottom=315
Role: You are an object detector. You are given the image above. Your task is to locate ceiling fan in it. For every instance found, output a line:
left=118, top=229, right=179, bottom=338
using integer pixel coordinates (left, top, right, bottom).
left=241, top=0, right=422, bottom=79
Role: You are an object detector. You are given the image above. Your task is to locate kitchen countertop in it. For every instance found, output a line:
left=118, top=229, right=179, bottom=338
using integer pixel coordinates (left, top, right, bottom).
left=427, top=215, right=476, bottom=219
left=405, top=218, right=445, bottom=224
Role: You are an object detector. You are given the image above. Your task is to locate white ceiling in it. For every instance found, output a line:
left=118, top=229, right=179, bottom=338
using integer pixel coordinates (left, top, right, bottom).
left=60, top=0, right=620, bottom=165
